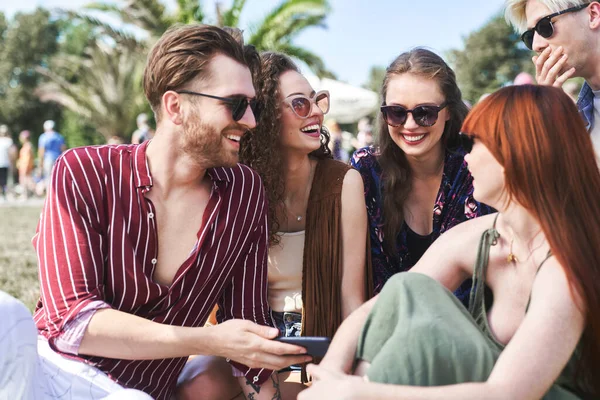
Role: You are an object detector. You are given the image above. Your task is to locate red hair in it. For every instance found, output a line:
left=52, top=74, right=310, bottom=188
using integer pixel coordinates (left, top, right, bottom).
left=462, top=85, right=600, bottom=395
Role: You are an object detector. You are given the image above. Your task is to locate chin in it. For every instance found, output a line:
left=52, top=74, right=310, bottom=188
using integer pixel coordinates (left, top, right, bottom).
left=472, top=188, right=498, bottom=210
left=222, top=154, right=239, bottom=168
left=307, top=144, right=321, bottom=154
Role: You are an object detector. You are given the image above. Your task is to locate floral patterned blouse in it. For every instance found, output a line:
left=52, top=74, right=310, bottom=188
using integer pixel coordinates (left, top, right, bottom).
left=351, top=146, right=495, bottom=306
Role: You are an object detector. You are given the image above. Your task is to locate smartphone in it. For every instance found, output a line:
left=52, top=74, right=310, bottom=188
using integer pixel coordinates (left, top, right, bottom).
left=275, top=336, right=331, bottom=358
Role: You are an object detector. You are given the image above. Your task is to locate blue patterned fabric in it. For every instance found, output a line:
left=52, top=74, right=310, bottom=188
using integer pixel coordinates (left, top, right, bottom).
left=577, top=81, right=594, bottom=132
left=351, top=146, right=495, bottom=306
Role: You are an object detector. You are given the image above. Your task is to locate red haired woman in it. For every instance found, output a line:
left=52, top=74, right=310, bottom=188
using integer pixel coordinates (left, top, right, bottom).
left=299, top=85, right=600, bottom=400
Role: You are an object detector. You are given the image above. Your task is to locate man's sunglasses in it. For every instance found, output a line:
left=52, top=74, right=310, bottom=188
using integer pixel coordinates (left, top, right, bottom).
left=176, top=90, right=260, bottom=122
left=283, top=90, right=330, bottom=119
left=521, top=3, right=591, bottom=50
left=380, top=102, right=448, bottom=127
left=459, top=132, right=476, bottom=152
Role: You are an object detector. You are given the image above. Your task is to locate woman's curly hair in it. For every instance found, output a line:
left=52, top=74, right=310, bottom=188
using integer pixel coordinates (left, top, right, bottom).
left=240, top=51, right=332, bottom=246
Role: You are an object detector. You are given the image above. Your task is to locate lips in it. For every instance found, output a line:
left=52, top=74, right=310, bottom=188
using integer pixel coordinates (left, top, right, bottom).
left=225, top=134, right=241, bottom=142
left=300, top=121, right=321, bottom=138
left=400, top=133, right=427, bottom=145
left=224, top=133, right=242, bottom=149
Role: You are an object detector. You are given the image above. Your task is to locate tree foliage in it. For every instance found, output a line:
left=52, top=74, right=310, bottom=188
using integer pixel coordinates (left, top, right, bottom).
left=448, top=14, right=534, bottom=104
left=37, top=39, right=147, bottom=142
left=364, top=65, right=385, bottom=94
left=83, top=0, right=333, bottom=77
left=0, top=9, right=62, bottom=144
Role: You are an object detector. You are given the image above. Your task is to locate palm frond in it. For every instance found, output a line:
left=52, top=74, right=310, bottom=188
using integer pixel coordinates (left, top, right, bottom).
left=60, top=10, right=145, bottom=50
left=249, top=0, right=329, bottom=48
left=83, top=2, right=123, bottom=15
left=37, top=40, right=146, bottom=140
left=220, top=0, right=247, bottom=27
left=269, top=14, right=326, bottom=45
left=84, top=0, right=171, bottom=37
left=175, top=0, right=205, bottom=24
left=123, top=0, right=172, bottom=34
left=275, top=43, right=335, bottom=78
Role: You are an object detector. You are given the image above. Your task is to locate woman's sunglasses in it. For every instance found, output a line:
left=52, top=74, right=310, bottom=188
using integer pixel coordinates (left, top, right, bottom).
left=459, top=132, right=476, bottom=152
left=176, top=90, right=260, bottom=122
left=380, top=102, right=447, bottom=127
left=284, top=90, right=330, bottom=119
left=521, top=3, right=590, bottom=50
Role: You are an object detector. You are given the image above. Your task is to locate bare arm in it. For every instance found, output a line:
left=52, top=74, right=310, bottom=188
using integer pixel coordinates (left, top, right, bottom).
left=302, top=258, right=585, bottom=400
left=81, top=310, right=309, bottom=370
left=340, top=169, right=368, bottom=318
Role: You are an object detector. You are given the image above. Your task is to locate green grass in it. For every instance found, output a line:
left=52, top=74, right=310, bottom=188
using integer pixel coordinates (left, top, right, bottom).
left=0, top=205, right=42, bottom=311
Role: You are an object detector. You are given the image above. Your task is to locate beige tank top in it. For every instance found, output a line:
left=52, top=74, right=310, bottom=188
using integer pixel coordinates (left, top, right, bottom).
left=267, top=231, right=305, bottom=312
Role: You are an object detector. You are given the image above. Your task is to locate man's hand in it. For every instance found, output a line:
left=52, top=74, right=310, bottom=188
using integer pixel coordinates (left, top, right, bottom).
left=533, top=46, right=576, bottom=87
left=208, top=319, right=311, bottom=370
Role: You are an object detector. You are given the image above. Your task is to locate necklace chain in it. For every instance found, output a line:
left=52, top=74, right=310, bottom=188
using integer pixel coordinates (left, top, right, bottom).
left=507, top=237, right=518, bottom=263
left=506, top=230, right=544, bottom=264
left=284, top=160, right=315, bottom=223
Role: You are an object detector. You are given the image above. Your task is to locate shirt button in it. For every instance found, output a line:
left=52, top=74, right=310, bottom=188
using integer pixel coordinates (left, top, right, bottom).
left=253, top=376, right=259, bottom=383
left=151, top=258, right=157, bottom=265
left=148, top=212, right=154, bottom=219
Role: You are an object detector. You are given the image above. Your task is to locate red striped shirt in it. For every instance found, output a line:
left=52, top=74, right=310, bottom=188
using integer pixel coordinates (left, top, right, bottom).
left=33, top=141, right=273, bottom=399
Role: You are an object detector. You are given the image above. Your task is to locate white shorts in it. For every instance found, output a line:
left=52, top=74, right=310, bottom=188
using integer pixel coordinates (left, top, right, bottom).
left=0, top=291, right=153, bottom=400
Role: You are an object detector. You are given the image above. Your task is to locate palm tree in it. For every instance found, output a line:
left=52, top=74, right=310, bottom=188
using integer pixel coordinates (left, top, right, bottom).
left=36, top=39, right=147, bottom=142
left=82, top=0, right=334, bottom=77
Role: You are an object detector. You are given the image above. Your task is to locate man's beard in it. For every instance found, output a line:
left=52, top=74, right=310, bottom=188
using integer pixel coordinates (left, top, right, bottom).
left=181, top=114, right=240, bottom=169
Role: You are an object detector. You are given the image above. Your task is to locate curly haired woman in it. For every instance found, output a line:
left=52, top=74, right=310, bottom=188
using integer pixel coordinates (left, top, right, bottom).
left=238, top=51, right=373, bottom=397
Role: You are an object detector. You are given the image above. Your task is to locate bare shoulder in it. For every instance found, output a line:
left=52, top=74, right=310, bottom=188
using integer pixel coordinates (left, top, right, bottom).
left=341, top=168, right=366, bottom=205
left=439, top=212, right=498, bottom=241
left=341, top=168, right=364, bottom=193
left=532, top=256, right=586, bottom=314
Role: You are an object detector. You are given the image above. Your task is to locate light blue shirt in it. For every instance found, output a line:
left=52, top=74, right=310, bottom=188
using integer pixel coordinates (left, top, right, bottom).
left=38, top=131, right=65, bottom=163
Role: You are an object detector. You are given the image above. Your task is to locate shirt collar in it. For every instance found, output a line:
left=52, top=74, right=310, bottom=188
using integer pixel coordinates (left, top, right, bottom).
left=133, top=140, right=153, bottom=188
left=577, top=81, right=594, bottom=131
left=133, top=141, right=236, bottom=188
left=206, top=166, right=235, bottom=183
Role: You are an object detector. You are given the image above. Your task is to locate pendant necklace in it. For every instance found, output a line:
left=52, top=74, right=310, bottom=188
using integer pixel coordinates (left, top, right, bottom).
left=285, top=160, right=315, bottom=223
left=507, top=236, right=518, bottom=263
left=506, top=230, right=544, bottom=264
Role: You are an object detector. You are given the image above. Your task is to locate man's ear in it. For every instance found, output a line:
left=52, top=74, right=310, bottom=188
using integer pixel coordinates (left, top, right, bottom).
left=162, top=91, right=184, bottom=125
left=588, top=2, right=600, bottom=30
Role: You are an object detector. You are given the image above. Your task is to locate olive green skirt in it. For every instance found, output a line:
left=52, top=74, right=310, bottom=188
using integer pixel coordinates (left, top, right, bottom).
left=355, top=273, right=580, bottom=399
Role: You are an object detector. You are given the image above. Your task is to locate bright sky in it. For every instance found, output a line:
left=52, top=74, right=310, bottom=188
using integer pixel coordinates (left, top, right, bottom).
left=3, top=0, right=509, bottom=86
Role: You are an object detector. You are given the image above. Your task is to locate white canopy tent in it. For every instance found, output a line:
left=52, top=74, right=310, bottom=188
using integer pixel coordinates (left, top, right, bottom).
left=305, top=74, right=379, bottom=124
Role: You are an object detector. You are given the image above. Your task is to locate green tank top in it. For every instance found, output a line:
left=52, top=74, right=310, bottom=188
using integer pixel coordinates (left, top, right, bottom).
left=467, top=215, right=589, bottom=397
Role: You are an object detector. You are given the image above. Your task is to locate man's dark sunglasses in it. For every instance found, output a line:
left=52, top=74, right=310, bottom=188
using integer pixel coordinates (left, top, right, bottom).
left=459, top=131, right=476, bottom=153
left=176, top=90, right=260, bottom=122
left=380, top=102, right=448, bottom=127
left=521, top=3, right=591, bottom=50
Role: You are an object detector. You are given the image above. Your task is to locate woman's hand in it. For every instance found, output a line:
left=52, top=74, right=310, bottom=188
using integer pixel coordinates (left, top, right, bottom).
left=297, top=364, right=367, bottom=400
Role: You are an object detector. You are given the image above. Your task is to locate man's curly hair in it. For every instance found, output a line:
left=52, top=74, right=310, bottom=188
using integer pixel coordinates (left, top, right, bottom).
left=240, top=51, right=332, bottom=246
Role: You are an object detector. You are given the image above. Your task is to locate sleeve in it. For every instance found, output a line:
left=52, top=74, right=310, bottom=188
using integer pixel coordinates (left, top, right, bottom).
left=34, top=153, right=111, bottom=347
left=38, top=134, right=45, bottom=150
left=53, top=300, right=110, bottom=354
left=216, top=178, right=274, bottom=385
